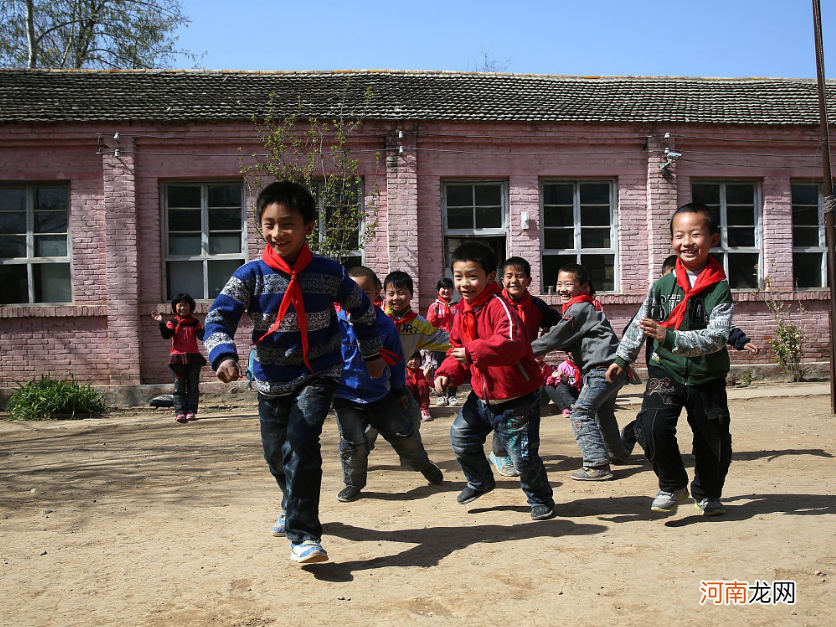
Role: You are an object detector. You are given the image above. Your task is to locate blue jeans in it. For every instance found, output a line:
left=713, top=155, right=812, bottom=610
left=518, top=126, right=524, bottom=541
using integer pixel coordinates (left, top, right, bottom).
left=334, top=394, right=431, bottom=489
left=170, top=363, right=200, bottom=415
left=570, top=368, right=627, bottom=467
left=450, top=391, right=554, bottom=507
left=258, top=378, right=337, bottom=543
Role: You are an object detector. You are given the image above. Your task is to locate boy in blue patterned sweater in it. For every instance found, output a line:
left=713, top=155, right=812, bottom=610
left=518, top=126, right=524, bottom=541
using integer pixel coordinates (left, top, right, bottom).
left=205, top=181, right=384, bottom=564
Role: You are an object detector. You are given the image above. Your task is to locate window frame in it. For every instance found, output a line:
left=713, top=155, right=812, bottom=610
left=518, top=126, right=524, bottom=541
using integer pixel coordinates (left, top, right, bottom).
left=790, top=181, right=828, bottom=289
left=310, top=178, right=365, bottom=268
left=162, top=181, right=247, bottom=301
left=539, top=178, right=618, bottom=293
left=0, top=182, right=72, bottom=305
left=441, top=180, right=509, bottom=274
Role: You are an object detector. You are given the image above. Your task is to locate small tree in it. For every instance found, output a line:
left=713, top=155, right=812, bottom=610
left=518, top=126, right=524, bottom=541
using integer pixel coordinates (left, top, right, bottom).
left=240, top=82, right=380, bottom=265
left=761, top=277, right=807, bottom=382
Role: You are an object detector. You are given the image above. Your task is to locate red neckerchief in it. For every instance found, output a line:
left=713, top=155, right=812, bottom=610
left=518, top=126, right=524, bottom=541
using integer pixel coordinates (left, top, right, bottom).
left=459, top=282, right=502, bottom=344
left=660, top=258, right=726, bottom=330
left=561, top=293, right=603, bottom=315
left=257, top=243, right=314, bottom=372
left=502, top=288, right=531, bottom=328
left=173, top=314, right=197, bottom=336
left=386, top=306, right=419, bottom=326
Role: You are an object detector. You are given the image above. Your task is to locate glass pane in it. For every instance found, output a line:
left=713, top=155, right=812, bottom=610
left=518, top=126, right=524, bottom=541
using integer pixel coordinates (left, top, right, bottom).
left=581, top=254, right=615, bottom=292
left=444, top=236, right=506, bottom=274
left=692, top=183, right=720, bottom=206
left=208, top=234, right=241, bottom=255
left=35, top=235, right=67, bottom=257
left=34, top=211, right=68, bottom=233
left=475, top=206, right=502, bottom=229
left=167, top=261, right=204, bottom=299
left=169, top=234, right=201, bottom=255
left=725, top=184, right=754, bottom=205
left=35, top=187, right=68, bottom=211
left=0, top=188, right=25, bottom=211
left=446, top=185, right=473, bottom=207
left=543, top=206, right=574, bottom=227
left=727, top=253, right=759, bottom=289
left=341, top=255, right=363, bottom=271
left=544, top=228, right=574, bottom=250
left=447, top=207, right=473, bottom=230
left=580, top=205, right=610, bottom=226
left=0, top=211, right=25, bottom=234
left=726, top=206, right=754, bottom=226
left=579, top=183, right=609, bottom=205
left=727, top=227, right=755, bottom=248
left=208, top=208, right=242, bottom=231
left=207, top=184, right=241, bottom=208
left=542, top=254, right=575, bottom=292
left=792, top=206, right=819, bottom=226
left=793, top=226, right=821, bottom=247
left=0, top=235, right=26, bottom=258
left=474, top=184, right=502, bottom=206
left=793, top=253, right=825, bottom=288
left=0, top=264, right=28, bottom=303
left=167, top=185, right=201, bottom=208
left=34, top=263, right=71, bottom=302
left=792, top=184, right=818, bottom=205
left=208, top=260, right=244, bottom=298
left=543, top=183, right=573, bottom=205
left=581, top=227, right=611, bottom=248
left=168, top=208, right=201, bottom=232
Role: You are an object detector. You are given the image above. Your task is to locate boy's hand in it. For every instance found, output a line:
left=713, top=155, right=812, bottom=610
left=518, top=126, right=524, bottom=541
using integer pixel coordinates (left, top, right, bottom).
left=606, top=363, right=623, bottom=384
left=216, top=359, right=241, bottom=383
left=151, top=310, right=162, bottom=322
left=743, top=342, right=760, bottom=354
left=435, top=375, right=449, bottom=395
left=450, top=347, right=468, bottom=364
left=366, top=357, right=386, bottom=379
left=639, top=318, right=666, bottom=342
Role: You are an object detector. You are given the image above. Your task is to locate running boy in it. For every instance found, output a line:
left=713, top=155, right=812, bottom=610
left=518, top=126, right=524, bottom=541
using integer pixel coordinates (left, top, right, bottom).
left=607, top=203, right=733, bottom=516
left=333, top=267, right=443, bottom=503
left=204, top=180, right=385, bottom=564
left=434, top=242, right=556, bottom=521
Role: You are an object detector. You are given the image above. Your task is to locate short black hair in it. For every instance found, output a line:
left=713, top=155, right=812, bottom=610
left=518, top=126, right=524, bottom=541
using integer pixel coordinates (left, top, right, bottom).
left=409, top=351, right=422, bottom=361
left=558, top=263, right=596, bottom=297
left=670, top=202, right=719, bottom=236
left=256, top=180, right=317, bottom=225
left=348, top=265, right=381, bottom=290
left=436, top=277, right=453, bottom=291
left=171, top=293, right=196, bottom=313
left=451, top=242, right=497, bottom=275
left=384, top=270, right=413, bottom=293
left=502, top=256, right=531, bottom=278
left=662, top=255, right=678, bottom=273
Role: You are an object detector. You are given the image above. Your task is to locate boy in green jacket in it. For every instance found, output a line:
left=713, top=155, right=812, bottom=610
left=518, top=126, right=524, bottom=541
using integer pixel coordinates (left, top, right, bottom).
left=607, top=203, right=733, bottom=516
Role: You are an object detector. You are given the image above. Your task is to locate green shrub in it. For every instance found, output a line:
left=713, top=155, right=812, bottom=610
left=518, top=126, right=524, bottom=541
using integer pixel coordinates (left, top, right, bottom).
left=6, top=375, right=108, bottom=420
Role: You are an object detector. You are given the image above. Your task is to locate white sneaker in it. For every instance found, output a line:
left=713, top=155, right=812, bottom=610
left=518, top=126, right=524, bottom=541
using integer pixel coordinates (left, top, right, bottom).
left=436, top=396, right=448, bottom=406
left=447, top=396, right=459, bottom=406
left=290, top=540, right=328, bottom=564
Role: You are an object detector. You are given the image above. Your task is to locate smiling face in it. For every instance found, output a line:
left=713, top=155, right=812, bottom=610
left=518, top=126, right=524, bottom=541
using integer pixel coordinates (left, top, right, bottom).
left=385, top=284, right=413, bottom=315
left=555, top=270, right=588, bottom=304
left=175, top=301, right=192, bottom=317
left=670, top=210, right=719, bottom=272
left=260, top=202, right=315, bottom=265
left=453, top=260, right=496, bottom=302
left=501, top=264, right=532, bottom=300
left=437, top=286, right=453, bottom=301
left=406, top=355, right=421, bottom=370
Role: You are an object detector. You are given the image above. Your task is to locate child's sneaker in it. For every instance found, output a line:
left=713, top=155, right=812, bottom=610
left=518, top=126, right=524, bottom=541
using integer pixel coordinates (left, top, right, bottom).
left=337, top=485, right=362, bottom=502
left=420, top=461, right=444, bottom=484
left=420, top=409, right=434, bottom=421
left=651, top=488, right=689, bottom=513
left=290, top=540, right=328, bottom=564
left=436, top=396, right=448, bottom=406
left=531, top=503, right=557, bottom=520
left=570, top=465, right=613, bottom=481
left=185, top=412, right=197, bottom=421
left=174, top=414, right=187, bottom=423
left=488, top=452, right=517, bottom=477
left=447, top=395, right=459, bottom=406
left=270, top=513, right=286, bottom=537
left=562, top=408, right=571, bottom=416
left=694, top=498, right=726, bottom=516
left=456, top=481, right=496, bottom=504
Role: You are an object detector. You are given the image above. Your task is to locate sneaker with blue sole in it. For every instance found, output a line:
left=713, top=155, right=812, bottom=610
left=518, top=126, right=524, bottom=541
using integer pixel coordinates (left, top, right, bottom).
left=489, top=452, right=517, bottom=477
left=290, top=540, right=328, bottom=564
left=270, top=513, right=286, bottom=537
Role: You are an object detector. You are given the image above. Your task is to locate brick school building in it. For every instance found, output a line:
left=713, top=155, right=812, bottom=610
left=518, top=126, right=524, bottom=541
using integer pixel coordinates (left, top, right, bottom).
left=0, top=69, right=832, bottom=397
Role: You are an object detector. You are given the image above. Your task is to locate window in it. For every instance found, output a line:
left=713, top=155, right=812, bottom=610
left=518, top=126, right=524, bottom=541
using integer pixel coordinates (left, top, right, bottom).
left=691, top=181, right=760, bottom=289
left=442, top=182, right=507, bottom=272
left=310, top=179, right=363, bottom=269
left=164, top=183, right=245, bottom=300
left=0, top=184, right=71, bottom=304
left=791, top=183, right=828, bottom=288
left=541, top=181, right=615, bottom=292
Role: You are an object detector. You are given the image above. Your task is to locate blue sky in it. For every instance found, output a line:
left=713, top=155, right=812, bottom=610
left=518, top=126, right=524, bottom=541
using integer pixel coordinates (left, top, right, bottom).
left=175, top=0, right=836, bottom=79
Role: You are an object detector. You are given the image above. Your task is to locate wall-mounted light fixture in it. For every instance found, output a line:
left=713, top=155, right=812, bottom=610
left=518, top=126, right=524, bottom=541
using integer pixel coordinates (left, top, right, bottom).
left=520, top=211, right=530, bottom=230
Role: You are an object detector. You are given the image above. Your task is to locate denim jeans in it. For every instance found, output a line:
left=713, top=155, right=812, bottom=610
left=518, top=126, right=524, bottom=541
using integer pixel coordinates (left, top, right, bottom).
left=258, top=378, right=337, bottom=543
left=544, top=384, right=579, bottom=412
left=570, top=367, right=627, bottom=467
left=170, top=363, right=201, bottom=415
left=366, top=392, right=422, bottom=451
left=334, top=394, right=431, bottom=489
left=450, top=390, right=553, bottom=507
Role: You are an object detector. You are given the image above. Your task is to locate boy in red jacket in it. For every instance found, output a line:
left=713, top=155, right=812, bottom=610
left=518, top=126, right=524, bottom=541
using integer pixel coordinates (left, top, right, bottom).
left=434, top=243, right=556, bottom=521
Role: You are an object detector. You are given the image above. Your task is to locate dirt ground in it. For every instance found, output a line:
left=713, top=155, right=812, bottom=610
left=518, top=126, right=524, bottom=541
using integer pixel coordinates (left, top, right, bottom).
left=1, top=383, right=834, bottom=627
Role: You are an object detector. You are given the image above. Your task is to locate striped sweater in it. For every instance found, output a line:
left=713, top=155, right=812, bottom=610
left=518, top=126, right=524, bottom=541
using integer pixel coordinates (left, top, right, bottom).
left=204, top=254, right=382, bottom=397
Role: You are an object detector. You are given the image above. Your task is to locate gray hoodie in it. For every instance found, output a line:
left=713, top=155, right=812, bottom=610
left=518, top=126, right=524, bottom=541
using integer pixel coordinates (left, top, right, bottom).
left=531, top=301, right=619, bottom=374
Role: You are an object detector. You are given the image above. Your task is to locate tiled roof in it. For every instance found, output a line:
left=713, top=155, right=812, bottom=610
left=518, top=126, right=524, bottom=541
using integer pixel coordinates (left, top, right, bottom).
left=0, top=68, right=834, bottom=125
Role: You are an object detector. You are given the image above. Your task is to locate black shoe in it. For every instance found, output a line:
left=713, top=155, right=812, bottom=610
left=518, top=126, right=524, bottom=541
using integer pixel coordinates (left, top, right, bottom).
left=457, top=481, right=496, bottom=504
left=421, top=461, right=443, bottom=485
left=531, top=504, right=556, bottom=520
left=336, top=485, right=362, bottom=502
left=620, top=421, right=637, bottom=457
